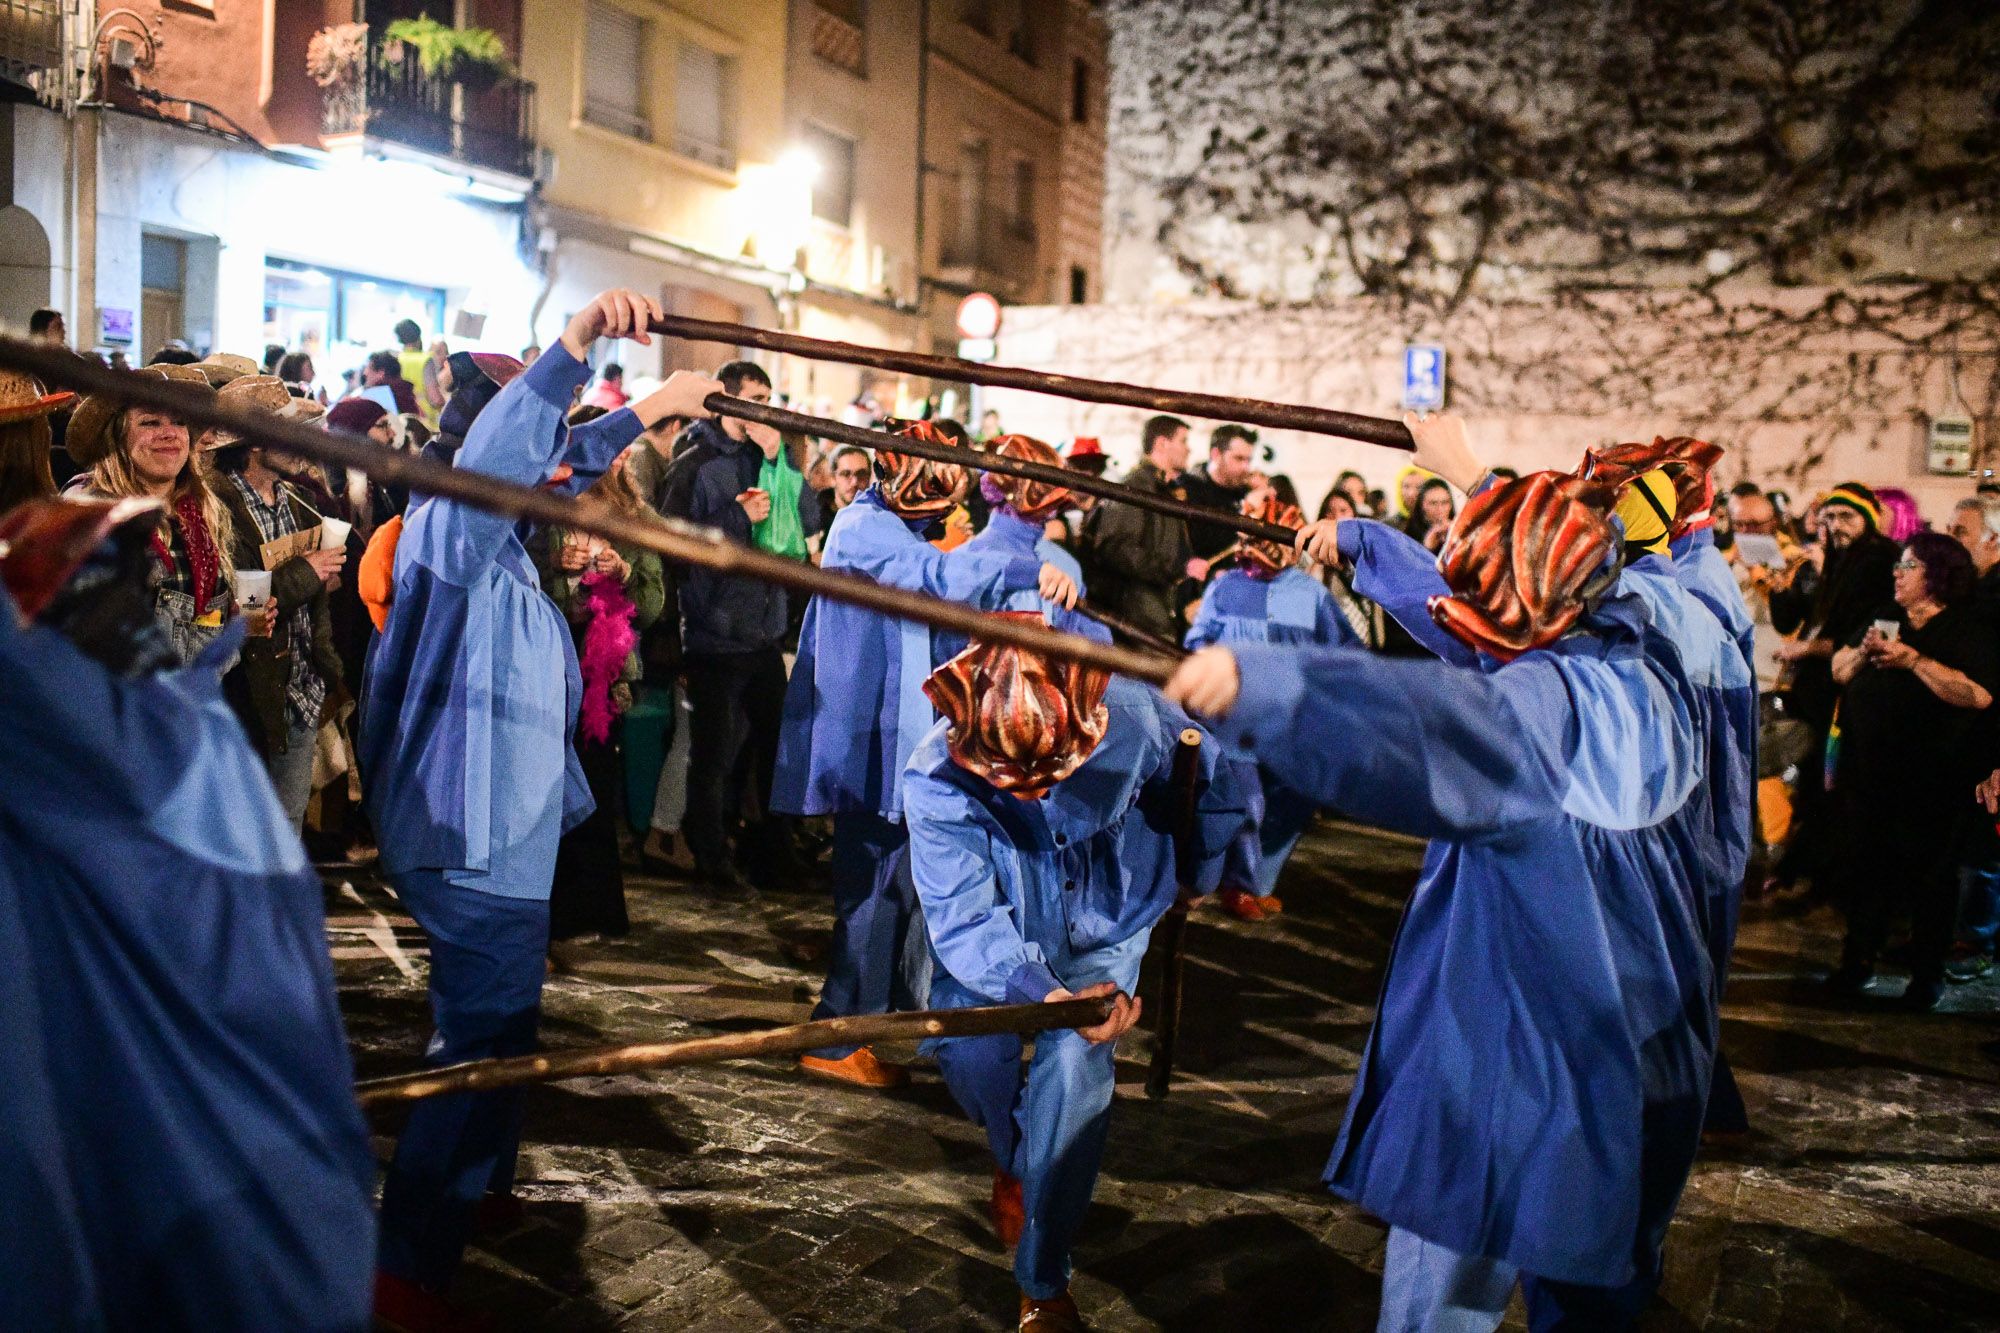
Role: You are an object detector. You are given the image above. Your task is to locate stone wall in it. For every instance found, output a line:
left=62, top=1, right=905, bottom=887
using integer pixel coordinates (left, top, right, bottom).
left=987, top=290, right=2000, bottom=524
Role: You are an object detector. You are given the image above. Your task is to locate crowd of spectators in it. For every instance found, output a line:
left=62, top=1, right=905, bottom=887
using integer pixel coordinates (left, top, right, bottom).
left=8, top=300, right=2000, bottom=1006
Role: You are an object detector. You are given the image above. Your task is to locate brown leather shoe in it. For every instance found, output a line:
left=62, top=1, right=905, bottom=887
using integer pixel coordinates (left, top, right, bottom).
left=797, top=1046, right=909, bottom=1088
left=1018, top=1289, right=1085, bottom=1332
left=990, top=1169, right=1025, bottom=1247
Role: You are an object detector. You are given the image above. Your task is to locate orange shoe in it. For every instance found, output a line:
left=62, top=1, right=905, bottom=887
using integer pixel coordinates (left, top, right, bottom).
left=797, top=1046, right=909, bottom=1088
left=1259, top=895, right=1284, bottom=916
left=1217, top=886, right=1267, bottom=921
left=1018, top=1288, right=1085, bottom=1332
left=990, top=1169, right=1025, bottom=1247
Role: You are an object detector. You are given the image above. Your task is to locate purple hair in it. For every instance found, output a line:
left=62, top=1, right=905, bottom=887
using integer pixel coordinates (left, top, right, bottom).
left=1874, top=486, right=1924, bottom=543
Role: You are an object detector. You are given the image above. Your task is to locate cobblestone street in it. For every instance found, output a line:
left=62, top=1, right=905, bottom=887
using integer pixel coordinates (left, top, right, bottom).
left=331, top=821, right=2000, bottom=1331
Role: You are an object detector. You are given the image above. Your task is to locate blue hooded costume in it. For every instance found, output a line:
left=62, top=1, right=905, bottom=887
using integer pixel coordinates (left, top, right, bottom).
left=772, top=488, right=1048, bottom=1057
left=0, top=598, right=374, bottom=1330
left=1184, top=564, right=1354, bottom=898
left=358, top=340, right=643, bottom=1290
left=1207, top=534, right=1745, bottom=1321
left=904, top=678, right=1246, bottom=1300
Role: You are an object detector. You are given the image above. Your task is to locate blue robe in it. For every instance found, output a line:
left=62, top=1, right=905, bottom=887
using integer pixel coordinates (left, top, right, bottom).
left=1206, top=565, right=1735, bottom=1288
left=944, top=507, right=1111, bottom=656
left=772, top=488, right=1043, bottom=821
left=1185, top=566, right=1354, bottom=895
left=360, top=341, right=641, bottom=898
left=904, top=679, right=1246, bottom=1297
left=0, top=603, right=374, bottom=1330
left=775, top=489, right=1047, bottom=1056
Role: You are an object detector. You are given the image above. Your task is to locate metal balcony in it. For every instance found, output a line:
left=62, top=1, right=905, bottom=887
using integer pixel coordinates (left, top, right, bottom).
left=322, top=38, right=536, bottom=183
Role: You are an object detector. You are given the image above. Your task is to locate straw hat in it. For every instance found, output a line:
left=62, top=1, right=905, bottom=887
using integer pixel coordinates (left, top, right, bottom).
left=66, top=364, right=214, bottom=469
left=0, top=369, right=77, bottom=424
left=189, top=352, right=261, bottom=387
left=197, top=374, right=327, bottom=449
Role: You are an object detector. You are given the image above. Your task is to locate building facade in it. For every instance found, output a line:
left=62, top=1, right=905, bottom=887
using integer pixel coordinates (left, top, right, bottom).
left=4, top=0, right=1113, bottom=429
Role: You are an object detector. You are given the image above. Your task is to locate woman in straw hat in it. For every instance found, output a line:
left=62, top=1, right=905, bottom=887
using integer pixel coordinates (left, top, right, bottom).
left=66, top=363, right=241, bottom=662
left=0, top=369, right=75, bottom=516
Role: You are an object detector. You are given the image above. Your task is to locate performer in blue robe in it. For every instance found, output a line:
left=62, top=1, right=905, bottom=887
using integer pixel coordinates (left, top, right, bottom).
left=359, top=288, right=722, bottom=1313
left=1171, top=468, right=1740, bottom=1330
left=904, top=623, right=1245, bottom=1330
left=773, top=422, right=1075, bottom=1088
left=0, top=496, right=374, bottom=1331
left=1183, top=494, right=1354, bottom=920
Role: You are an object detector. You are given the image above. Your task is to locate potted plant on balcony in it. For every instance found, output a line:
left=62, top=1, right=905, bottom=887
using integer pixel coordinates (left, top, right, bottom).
left=307, top=22, right=368, bottom=127
left=382, top=17, right=513, bottom=93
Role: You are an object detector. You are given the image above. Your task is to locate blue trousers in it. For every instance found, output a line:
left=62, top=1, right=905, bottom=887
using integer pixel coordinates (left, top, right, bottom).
left=378, top=869, right=550, bottom=1292
left=1377, top=1227, right=1658, bottom=1333
left=809, top=812, right=923, bottom=1058
left=1219, top=759, right=1319, bottom=899
left=925, top=929, right=1149, bottom=1299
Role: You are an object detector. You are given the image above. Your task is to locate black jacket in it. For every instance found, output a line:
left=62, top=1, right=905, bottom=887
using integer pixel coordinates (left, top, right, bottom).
left=1079, top=460, right=1193, bottom=641
left=679, top=424, right=821, bottom=656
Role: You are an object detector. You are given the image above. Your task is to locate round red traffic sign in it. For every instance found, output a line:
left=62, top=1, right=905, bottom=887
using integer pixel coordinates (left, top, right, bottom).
left=955, top=292, right=1001, bottom=341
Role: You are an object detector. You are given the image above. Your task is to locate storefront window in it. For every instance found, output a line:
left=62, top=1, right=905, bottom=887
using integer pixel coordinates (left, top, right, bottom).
left=263, top=258, right=444, bottom=391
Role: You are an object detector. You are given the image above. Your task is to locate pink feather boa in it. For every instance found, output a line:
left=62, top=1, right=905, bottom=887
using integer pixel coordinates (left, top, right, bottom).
left=576, top=568, right=638, bottom=745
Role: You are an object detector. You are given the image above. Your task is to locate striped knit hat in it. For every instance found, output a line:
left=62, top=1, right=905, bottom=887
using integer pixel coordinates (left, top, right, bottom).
left=1820, top=482, right=1883, bottom=532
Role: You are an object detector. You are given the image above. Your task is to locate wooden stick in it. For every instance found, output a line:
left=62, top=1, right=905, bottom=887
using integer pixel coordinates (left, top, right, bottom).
left=656, top=313, right=1416, bottom=451
left=355, top=996, right=1117, bottom=1106
left=0, top=338, right=1175, bottom=686
left=709, top=394, right=1300, bottom=545
left=1076, top=599, right=1188, bottom=660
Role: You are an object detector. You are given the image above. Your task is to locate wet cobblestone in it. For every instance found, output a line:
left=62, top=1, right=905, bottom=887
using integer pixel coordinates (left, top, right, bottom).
left=330, top=820, right=2000, bottom=1330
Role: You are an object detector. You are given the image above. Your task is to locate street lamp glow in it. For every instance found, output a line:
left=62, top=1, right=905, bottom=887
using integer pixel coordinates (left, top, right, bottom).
left=779, top=146, right=821, bottom=184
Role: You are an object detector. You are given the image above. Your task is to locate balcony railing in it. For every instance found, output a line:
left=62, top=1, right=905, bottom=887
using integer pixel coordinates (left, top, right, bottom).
left=323, top=39, right=536, bottom=181
left=0, top=0, right=83, bottom=110
left=938, top=213, right=1040, bottom=296
left=810, top=6, right=865, bottom=78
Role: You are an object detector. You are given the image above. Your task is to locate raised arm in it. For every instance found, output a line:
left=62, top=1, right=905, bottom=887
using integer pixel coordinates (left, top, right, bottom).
left=1334, top=518, right=1478, bottom=666
left=839, top=511, right=1041, bottom=606
left=1168, top=641, right=1573, bottom=842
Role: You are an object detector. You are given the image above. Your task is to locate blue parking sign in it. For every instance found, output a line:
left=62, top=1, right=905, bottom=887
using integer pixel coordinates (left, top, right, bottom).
left=1403, top=345, right=1446, bottom=412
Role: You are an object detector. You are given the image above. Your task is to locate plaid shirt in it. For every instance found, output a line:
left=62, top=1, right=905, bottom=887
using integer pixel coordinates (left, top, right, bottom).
left=228, top=474, right=328, bottom=732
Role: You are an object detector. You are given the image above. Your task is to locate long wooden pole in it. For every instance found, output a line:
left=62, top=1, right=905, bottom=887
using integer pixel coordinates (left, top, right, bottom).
left=1076, top=599, right=1188, bottom=659
left=656, top=313, right=1416, bottom=451
left=0, top=339, right=1174, bottom=686
left=707, top=394, right=1300, bottom=545
left=355, top=997, right=1116, bottom=1106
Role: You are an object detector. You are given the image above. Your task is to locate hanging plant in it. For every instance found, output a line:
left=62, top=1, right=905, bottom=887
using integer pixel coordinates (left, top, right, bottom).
left=305, top=22, right=368, bottom=89
left=382, top=17, right=513, bottom=87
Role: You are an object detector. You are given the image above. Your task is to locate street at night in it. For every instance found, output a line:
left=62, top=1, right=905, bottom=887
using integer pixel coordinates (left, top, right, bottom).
left=334, top=823, right=2000, bottom=1331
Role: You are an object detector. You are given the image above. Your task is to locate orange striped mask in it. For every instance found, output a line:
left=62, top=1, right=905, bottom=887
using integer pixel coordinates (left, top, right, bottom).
left=876, top=419, right=969, bottom=521
left=1427, top=472, right=1617, bottom=662
left=923, top=612, right=1112, bottom=799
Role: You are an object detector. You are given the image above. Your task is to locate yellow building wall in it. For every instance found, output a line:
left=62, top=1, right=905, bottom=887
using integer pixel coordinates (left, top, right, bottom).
left=521, top=0, right=792, bottom=263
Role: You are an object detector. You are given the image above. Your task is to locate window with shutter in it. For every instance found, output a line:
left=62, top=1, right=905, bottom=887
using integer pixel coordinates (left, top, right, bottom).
left=583, top=3, right=650, bottom=141
left=804, top=125, right=857, bottom=227
left=675, top=41, right=737, bottom=171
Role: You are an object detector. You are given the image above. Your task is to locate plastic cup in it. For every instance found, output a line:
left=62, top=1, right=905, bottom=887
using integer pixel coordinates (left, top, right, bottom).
left=319, top=516, right=353, bottom=550
left=237, top=569, right=272, bottom=608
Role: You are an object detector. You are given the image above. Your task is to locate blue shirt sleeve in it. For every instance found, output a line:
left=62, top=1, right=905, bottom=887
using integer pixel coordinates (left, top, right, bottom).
left=1203, top=641, right=1572, bottom=842
left=1337, top=518, right=1478, bottom=666
left=1183, top=590, right=1225, bottom=650
left=846, top=514, right=1040, bottom=605
left=427, top=341, right=593, bottom=580
left=556, top=407, right=644, bottom=496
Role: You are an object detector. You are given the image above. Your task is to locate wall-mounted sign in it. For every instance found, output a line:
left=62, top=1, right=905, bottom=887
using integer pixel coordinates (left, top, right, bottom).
left=956, top=291, right=1001, bottom=342
left=1928, top=415, right=1974, bottom=475
left=99, top=306, right=134, bottom=345
left=1403, top=344, right=1445, bottom=412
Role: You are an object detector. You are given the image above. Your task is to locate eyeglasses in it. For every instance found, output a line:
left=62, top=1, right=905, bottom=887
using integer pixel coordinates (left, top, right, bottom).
left=835, top=468, right=871, bottom=480
left=1894, top=558, right=1921, bottom=571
